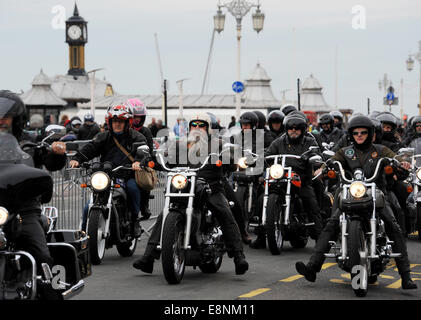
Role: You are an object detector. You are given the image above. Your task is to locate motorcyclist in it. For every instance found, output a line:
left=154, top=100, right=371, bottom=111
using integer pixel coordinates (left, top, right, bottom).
left=253, top=110, right=272, bottom=149
left=377, top=112, right=402, bottom=152
left=251, top=112, right=323, bottom=248
left=314, top=114, right=344, bottom=149
left=132, top=113, right=249, bottom=275
left=66, top=116, right=82, bottom=134
left=0, top=90, right=67, bottom=299
left=266, top=110, right=285, bottom=146
left=281, top=104, right=297, bottom=116
left=329, top=110, right=346, bottom=133
left=127, top=98, right=154, bottom=220
left=77, top=112, right=100, bottom=140
left=295, top=115, right=417, bottom=290
left=69, top=104, right=149, bottom=238
left=402, top=115, right=421, bottom=147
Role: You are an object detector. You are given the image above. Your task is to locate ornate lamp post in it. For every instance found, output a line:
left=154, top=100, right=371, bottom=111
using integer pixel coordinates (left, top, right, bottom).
left=406, top=41, right=421, bottom=115
left=213, top=0, right=265, bottom=119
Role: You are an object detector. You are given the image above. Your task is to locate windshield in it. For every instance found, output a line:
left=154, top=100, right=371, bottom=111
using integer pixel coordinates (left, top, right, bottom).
left=0, top=132, right=29, bottom=163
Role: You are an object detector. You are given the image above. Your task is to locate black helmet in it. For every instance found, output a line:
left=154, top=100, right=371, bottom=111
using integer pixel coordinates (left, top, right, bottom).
left=329, top=110, right=343, bottom=121
left=253, top=111, right=267, bottom=129
left=281, top=104, right=297, bottom=116
left=347, top=115, right=374, bottom=148
left=411, top=115, right=421, bottom=130
left=0, top=90, right=27, bottom=139
left=368, top=111, right=381, bottom=120
left=284, top=112, right=307, bottom=130
left=318, top=114, right=335, bottom=126
left=268, top=110, right=285, bottom=131
left=376, top=112, right=398, bottom=130
left=239, top=112, right=259, bottom=129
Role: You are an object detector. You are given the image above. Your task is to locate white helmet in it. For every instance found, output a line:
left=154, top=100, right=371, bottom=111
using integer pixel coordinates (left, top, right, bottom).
left=189, top=113, right=212, bottom=135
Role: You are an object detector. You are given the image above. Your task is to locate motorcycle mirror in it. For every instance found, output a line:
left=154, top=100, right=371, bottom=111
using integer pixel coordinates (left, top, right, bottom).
left=44, top=125, right=66, bottom=140
left=136, top=145, right=150, bottom=157
left=323, top=150, right=335, bottom=157
left=309, top=155, right=323, bottom=165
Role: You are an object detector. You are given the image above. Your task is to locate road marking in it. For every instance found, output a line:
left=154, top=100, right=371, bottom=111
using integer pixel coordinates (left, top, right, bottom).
left=394, top=264, right=421, bottom=272
left=386, top=279, right=402, bottom=289
left=321, top=263, right=337, bottom=270
left=386, top=261, right=396, bottom=270
left=411, top=272, right=421, bottom=275
left=239, top=288, right=271, bottom=298
left=379, top=275, right=395, bottom=279
left=330, top=279, right=348, bottom=285
left=341, top=273, right=351, bottom=279
left=280, top=275, right=304, bottom=282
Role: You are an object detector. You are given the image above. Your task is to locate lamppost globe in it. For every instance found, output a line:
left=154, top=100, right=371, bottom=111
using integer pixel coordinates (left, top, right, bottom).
left=252, top=7, right=265, bottom=33
left=214, top=9, right=225, bottom=33
left=406, top=56, right=414, bottom=72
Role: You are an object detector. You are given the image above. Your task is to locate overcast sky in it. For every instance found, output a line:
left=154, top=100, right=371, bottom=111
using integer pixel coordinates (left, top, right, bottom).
left=1, top=0, right=421, bottom=117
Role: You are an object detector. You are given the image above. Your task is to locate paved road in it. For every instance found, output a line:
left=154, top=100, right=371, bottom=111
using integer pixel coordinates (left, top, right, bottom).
left=74, top=219, right=421, bottom=300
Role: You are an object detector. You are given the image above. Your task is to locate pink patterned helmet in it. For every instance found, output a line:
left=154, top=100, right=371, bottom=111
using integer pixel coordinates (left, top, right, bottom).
left=126, top=98, right=147, bottom=117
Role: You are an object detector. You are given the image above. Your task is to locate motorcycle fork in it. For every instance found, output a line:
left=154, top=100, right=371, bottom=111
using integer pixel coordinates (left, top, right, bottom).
left=247, top=182, right=253, bottom=216
left=284, top=168, right=292, bottom=225
left=369, top=184, right=378, bottom=259
left=340, top=213, right=347, bottom=261
left=262, top=168, right=270, bottom=225
left=183, top=175, right=196, bottom=250
left=103, top=191, right=113, bottom=240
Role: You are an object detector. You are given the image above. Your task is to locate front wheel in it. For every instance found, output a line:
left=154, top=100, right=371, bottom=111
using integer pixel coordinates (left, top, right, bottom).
left=347, top=219, right=369, bottom=297
left=87, top=208, right=107, bottom=265
left=266, top=193, right=283, bottom=255
left=161, top=211, right=186, bottom=284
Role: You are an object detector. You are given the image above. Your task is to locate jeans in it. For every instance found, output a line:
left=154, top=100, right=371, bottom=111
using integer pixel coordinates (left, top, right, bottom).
left=81, top=178, right=141, bottom=231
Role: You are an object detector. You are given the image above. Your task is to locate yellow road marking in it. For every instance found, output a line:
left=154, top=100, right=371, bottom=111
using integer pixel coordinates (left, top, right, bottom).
left=341, top=273, right=351, bottom=279
left=280, top=275, right=303, bottom=282
left=394, top=264, right=421, bottom=272
left=239, top=288, right=271, bottom=298
left=321, top=263, right=337, bottom=270
left=386, top=279, right=402, bottom=289
left=386, top=261, right=396, bottom=270
left=411, top=272, right=421, bottom=275
left=330, top=279, right=348, bottom=284
left=379, top=275, right=395, bottom=279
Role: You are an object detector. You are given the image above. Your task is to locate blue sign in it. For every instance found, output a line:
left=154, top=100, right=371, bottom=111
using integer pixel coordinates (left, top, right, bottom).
left=386, top=92, right=395, bottom=101
left=232, top=81, right=244, bottom=93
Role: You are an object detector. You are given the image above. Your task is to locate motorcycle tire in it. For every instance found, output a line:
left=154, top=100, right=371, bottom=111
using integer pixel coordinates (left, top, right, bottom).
left=87, top=208, right=107, bottom=265
left=116, top=238, right=137, bottom=257
left=347, top=219, right=369, bottom=297
left=289, top=236, right=308, bottom=249
left=161, top=211, right=186, bottom=284
left=417, top=203, right=421, bottom=241
left=266, top=193, right=283, bottom=255
left=236, top=185, right=249, bottom=223
left=199, top=255, right=223, bottom=274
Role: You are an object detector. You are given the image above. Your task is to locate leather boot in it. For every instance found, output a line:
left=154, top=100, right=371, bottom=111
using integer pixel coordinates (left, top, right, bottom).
left=401, top=271, right=418, bottom=289
left=133, top=255, right=155, bottom=273
left=233, top=252, right=249, bottom=275
left=295, top=261, right=317, bottom=282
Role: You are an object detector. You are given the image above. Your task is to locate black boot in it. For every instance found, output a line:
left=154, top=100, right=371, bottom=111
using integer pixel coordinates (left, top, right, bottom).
left=133, top=219, right=143, bottom=238
left=133, top=255, right=155, bottom=273
left=249, top=226, right=266, bottom=249
left=233, top=252, right=249, bottom=275
left=295, top=261, right=317, bottom=282
left=140, top=207, right=152, bottom=221
left=401, top=272, right=418, bottom=290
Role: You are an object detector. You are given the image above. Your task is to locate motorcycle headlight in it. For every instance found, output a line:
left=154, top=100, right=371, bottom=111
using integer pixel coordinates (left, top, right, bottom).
left=171, top=174, right=188, bottom=190
left=416, top=168, right=421, bottom=181
left=90, top=172, right=110, bottom=192
left=269, top=164, right=284, bottom=179
left=349, top=182, right=366, bottom=199
left=238, top=157, right=248, bottom=169
left=0, top=207, right=9, bottom=226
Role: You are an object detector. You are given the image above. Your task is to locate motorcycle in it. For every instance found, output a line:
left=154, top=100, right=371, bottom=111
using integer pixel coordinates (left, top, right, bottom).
left=156, top=152, right=226, bottom=284
left=324, top=158, right=402, bottom=297
left=0, top=130, right=88, bottom=300
left=80, top=145, right=152, bottom=265
left=400, top=142, right=421, bottom=239
left=232, top=149, right=260, bottom=226
left=262, top=148, right=321, bottom=255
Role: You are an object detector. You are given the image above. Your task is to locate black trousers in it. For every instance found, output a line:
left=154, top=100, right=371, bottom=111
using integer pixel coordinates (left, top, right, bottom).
left=14, top=212, right=53, bottom=270
left=221, top=177, right=247, bottom=235
left=144, top=189, right=244, bottom=259
left=309, top=189, right=411, bottom=275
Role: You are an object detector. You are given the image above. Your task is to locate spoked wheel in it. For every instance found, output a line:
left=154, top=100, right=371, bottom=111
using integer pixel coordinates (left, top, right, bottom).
left=88, top=208, right=107, bottom=265
left=266, top=194, right=283, bottom=255
left=161, top=211, right=186, bottom=284
left=347, top=220, right=369, bottom=297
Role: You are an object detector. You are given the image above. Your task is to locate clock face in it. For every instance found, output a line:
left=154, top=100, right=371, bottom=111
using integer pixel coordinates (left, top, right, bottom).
left=68, top=25, right=82, bottom=40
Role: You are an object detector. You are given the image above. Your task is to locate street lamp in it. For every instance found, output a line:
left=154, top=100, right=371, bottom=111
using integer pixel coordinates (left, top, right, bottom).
left=213, top=0, right=265, bottom=119
left=406, top=41, right=421, bottom=115
left=87, top=68, right=105, bottom=120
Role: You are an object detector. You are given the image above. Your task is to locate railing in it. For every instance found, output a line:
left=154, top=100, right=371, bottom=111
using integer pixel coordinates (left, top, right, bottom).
left=46, top=157, right=167, bottom=230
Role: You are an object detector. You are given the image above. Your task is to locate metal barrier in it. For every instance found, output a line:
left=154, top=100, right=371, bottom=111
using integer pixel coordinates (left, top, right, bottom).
left=46, top=160, right=167, bottom=230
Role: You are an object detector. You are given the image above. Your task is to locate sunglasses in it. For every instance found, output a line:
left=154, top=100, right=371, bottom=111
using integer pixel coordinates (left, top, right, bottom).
left=416, top=124, right=421, bottom=128
left=190, top=121, right=207, bottom=128
left=352, top=130, right=368, bottom=136
left=286, top=126, right=301, bottom=131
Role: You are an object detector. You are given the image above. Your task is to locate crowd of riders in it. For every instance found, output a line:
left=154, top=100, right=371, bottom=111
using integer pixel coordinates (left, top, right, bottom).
left=2, top=88, right=420, bottom=294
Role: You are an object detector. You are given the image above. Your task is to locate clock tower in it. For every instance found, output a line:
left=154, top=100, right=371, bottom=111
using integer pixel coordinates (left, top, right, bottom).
left=65, top=3, right=88, bottom=76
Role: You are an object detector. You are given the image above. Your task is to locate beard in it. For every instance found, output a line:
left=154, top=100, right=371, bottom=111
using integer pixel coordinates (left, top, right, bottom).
left=187, top=130, right=209, bottom=164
